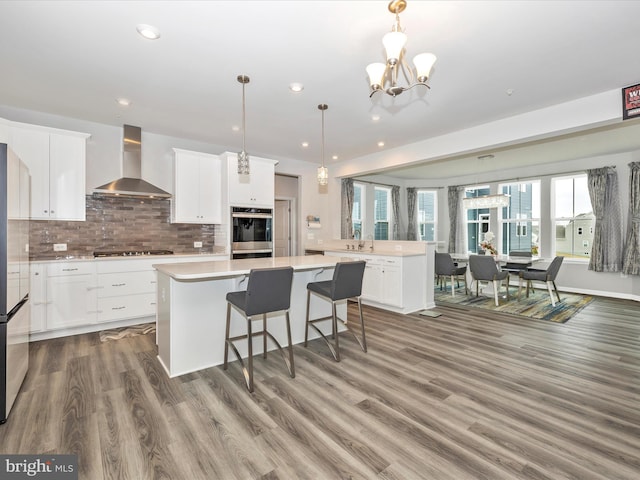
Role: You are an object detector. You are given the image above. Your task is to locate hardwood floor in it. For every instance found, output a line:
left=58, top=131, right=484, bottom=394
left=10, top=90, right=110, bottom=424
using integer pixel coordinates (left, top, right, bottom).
left=1, top=296, right=639, bottom=479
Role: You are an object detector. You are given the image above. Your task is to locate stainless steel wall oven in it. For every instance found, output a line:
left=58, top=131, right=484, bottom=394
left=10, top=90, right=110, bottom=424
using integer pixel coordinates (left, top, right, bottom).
left=231, top=207, right=273, bottom=259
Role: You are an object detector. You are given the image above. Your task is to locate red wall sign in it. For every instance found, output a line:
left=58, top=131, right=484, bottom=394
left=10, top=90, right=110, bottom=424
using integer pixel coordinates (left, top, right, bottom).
left=622, top=83, right=640, bottom=120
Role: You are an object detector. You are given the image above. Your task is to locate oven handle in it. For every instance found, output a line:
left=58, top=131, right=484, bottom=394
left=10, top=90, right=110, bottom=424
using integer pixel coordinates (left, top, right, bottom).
left=232, top=249, right=273, bottom=254
left=232, top=213, right=273, bottom=219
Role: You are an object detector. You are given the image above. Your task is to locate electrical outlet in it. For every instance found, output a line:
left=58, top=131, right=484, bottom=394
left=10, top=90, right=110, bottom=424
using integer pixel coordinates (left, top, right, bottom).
left=53, top=243, right=67, bottom=252
left=194, top=241, right=203, bottom=248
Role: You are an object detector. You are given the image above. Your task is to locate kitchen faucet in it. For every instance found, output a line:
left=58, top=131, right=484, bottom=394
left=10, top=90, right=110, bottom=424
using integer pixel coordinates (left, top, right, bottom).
left=354, top=229, right=365, bottom=250
left=367, top=234, right=374, bottom=252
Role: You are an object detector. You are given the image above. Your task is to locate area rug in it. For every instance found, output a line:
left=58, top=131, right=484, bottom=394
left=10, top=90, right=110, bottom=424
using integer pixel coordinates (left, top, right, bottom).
left=99, top=322, right=156, bottom=342
left=432, top=285, right=593, bottom=323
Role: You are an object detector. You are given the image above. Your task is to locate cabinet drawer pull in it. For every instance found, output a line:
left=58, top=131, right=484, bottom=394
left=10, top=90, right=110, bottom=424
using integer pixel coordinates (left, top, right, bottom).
left=62, top=268, right=78, bottom=272
left=112, top=283, right=126, bottom=287
left=112, top=306, right=126, bottom=310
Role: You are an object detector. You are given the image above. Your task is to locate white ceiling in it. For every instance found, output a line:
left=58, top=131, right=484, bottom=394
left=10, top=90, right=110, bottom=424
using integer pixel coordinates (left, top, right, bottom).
left=2, top=1, right=640, bottom=176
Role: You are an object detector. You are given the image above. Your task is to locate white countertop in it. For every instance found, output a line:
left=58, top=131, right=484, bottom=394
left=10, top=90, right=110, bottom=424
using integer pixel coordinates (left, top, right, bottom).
left=154, top=254, right=352, bottom=280
left=322, top=248, right=425, bottom=257
left=31, top=252, right=228, bottom=263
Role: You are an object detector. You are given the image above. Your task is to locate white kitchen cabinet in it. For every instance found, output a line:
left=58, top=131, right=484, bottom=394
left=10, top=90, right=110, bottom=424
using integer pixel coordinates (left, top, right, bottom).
left=46, top=262, right=97, bottom=330
left=96, top=270, right=157, bottom=322
left=224, top=154, right=276, bottom=207
left=29, top=263, right=47, bottom=333
left=324, top=251, right=427, bottom=314
left=171, top=148, right=222, bottom=224
left=9, top=122, right=89, bottom=221
left=29, top=255, right=228, bottom=340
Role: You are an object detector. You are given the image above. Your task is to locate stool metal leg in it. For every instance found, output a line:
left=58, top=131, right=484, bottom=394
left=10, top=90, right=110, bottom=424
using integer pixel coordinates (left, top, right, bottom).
left=246, top=315, right=253, bottom=392
left=263, top=313, right=267, bottom=359
left=356, top=297, right=367, bottom=353
left=224, top=302, right=232, bottom=370
left=332, top=301, right=340, bottom=362
left=304, top=290, right=311, bottom=347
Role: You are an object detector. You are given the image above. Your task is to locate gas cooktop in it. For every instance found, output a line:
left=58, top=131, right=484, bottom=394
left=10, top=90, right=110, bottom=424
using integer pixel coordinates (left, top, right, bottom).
left=93, top=250, right=174, bottom=258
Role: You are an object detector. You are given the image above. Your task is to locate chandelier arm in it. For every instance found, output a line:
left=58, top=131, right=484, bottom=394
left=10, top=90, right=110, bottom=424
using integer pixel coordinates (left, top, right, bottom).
left=404, top=81, right=431, bottom=91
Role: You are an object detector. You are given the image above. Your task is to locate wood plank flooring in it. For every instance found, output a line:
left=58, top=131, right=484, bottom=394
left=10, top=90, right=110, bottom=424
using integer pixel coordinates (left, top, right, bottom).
left=1, top=296, right=639, bottom=479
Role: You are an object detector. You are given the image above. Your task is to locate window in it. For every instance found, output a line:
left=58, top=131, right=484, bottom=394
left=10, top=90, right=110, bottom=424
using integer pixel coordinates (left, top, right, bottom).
left=352, top=182, right=364, bottom=237
left=374, top=186, right=391, bottom=240
left=417, top=190, right=437, bottom=241
left=552, top=174, right=594, bottom=259
left=499, top=180, right=540, bottom=255
left=465, top=185, right=490, bottom=253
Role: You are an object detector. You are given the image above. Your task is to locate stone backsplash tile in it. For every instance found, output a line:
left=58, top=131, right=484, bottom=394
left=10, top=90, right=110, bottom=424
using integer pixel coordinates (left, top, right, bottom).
left=29, top=195, right=221, bottom=259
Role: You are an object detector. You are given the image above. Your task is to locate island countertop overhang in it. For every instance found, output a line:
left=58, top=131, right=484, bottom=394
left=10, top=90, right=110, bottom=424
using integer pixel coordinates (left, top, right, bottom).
left=153, top=254, right=354, bottom=281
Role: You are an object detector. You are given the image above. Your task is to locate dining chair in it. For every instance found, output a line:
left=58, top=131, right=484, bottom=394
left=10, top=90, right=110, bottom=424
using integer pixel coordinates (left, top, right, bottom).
left=435, top=252, right=467, bottom=296
left=224, top=266, right=295, bottom=393
left=304, top=261, right=367, bottom=362
left=468, top=254, right=510, bottom=306
left=518, top=256, right=564, bottom=306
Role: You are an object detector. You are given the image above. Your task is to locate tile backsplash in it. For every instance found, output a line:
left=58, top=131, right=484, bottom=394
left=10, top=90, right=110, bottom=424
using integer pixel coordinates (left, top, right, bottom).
left=29, top=195, right=223, bottom=259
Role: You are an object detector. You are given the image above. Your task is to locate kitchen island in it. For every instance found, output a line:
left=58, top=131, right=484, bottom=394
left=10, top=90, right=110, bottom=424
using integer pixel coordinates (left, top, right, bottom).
left=153, top=255, right=352, bottom=377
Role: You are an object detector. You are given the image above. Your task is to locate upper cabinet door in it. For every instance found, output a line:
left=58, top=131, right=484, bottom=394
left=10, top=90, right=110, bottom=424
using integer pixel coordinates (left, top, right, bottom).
left=172, top=149, right=222, bottom=224
left=9, top=123, right=88, bottom=221
left=227, top=156, right=276, bottom=207
left=9, top=126, right=50, bottom=219
left=49, top=133, right=87, bottom=221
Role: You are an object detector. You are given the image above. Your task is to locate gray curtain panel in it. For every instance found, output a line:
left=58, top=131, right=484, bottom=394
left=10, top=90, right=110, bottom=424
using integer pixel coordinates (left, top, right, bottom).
left=406, top=187, right=418, bottom=240
left=622, top=161, right=640, bottom=275
left=341, top=178, right=354, bottom=239
left=448, top=185, right=466, bottom=253
left=391, top=185, right=403, bottom=240
left=587, top=166, right=623, bottom=272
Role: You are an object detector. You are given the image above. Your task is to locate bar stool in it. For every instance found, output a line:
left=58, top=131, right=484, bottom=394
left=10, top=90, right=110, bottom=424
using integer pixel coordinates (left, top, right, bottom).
left=304, top=261, right=367, bottom=362
left=224, top=266, right=294, bottom=393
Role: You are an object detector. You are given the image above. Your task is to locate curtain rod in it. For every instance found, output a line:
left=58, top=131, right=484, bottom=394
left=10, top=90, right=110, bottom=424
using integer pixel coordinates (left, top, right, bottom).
left=354, top=178, right=444, bottom=189
left=454, top=165, right=617, bottom=188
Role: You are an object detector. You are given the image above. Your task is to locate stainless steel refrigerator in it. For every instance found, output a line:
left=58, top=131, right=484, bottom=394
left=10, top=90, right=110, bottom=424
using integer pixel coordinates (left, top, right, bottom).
left=0, top=142, right=30, bottom=423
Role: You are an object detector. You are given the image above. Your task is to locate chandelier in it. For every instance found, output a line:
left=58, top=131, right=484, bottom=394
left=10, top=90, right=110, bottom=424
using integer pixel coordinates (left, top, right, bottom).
left=462, top=194, right=510, bottom=210
left=366, top=0, right=437, bottom=97
left=237, top=74, right=250, bottom=174
left=317, top=104, right=329, bottom=186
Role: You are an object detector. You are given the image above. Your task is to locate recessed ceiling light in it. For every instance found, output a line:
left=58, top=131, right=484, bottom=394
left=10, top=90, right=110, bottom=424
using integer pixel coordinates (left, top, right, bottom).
left=377, top=141, right=385, bottom=147
left=506, top=88, right=514, bottom=96
left=371, top=114, right=381, bottom=121
left=116, top=98, right=131, bottom=106
left=301, top=142, right=309, bottom=148
left=231, top=125, right=240, bottom=132
left=136, top=24, right=161, bottom=40
left=289, top=83, right=304, bottom=93
left=332, top=155, right=338, bottom=160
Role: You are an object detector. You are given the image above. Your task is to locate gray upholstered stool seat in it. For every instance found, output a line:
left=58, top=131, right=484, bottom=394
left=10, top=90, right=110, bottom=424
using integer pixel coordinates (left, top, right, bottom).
left=224, top=266, right=294, bottom=393
left=304, top=261, right=367, bottom=362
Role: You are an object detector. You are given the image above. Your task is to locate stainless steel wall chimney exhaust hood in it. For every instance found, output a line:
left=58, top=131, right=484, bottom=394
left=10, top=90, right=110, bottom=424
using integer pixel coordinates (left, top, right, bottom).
left=94, top=125, right=171, bottom=198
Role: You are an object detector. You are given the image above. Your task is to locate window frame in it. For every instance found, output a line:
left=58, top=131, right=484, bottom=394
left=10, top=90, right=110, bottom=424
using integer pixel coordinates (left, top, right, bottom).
left=551, top=173, right=594, bottom=260
left=417, top=189, right=438, bottom=241
left=374, top=185, right=391, bottom=240
left=499, top=180, right=541, bottom=255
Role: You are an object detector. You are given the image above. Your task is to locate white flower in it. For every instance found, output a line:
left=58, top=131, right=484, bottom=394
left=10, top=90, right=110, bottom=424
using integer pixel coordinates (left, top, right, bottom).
left=483, top=231, right=495, bottom=243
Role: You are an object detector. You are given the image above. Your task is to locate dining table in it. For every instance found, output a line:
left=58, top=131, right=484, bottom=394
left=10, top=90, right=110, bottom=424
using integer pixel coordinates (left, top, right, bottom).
left=449, top=253, right=542, bottom=297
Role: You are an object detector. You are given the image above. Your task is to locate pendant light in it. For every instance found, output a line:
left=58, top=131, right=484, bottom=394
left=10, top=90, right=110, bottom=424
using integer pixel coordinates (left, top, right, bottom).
left=237, top=74, right=250, bottom=175
left=317, top=104, right=329, bottom=186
